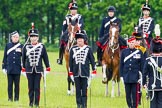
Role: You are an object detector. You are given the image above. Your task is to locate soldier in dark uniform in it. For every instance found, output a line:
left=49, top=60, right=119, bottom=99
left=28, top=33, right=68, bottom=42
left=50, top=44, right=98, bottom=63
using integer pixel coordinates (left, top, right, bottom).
left=69, top=30, right=96, bottom=108
left=120, top=36, right=144, bottom=108
left=57, top=2, right=84, bottom=65
left=96, top=6, right=127, bottom=66
left=143, top=38, right=162, bottom=108
left=2, top=31, right=23, bottom=101
left=137, top=3, right=155, bottom=48
left=22, top=28, right=50, bottom=107
left=133, top=32, right=148, bottom=105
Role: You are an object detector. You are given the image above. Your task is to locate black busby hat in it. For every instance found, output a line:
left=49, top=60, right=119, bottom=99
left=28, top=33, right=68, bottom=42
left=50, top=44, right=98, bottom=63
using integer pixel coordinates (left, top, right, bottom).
left=151, top=38, right=162, bottom=53
left=75, top=30, right=86, bottom=40
left=107, top=6, right=116, bottom=12
left=142, top=3, right=151, bottom=11
left=10, top=31, right=19, bottom=37
left=69, top=3, right=78, bottom=10
left=29, top=29, right=39, bottom=37
left=132, top=32, right=143, bottom=40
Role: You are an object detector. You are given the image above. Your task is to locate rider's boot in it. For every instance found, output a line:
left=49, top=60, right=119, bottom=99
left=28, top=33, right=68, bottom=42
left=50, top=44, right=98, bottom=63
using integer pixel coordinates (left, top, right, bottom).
left=57, top=45, right=64, bottom=65
left=119, top=36, right=127, bottom=50
left=96, top=47, right=102, bottom=66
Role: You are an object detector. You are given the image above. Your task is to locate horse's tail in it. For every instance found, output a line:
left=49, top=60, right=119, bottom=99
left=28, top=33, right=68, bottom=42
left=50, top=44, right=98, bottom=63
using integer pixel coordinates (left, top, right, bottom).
left=106, top=67, right=113, bottom=81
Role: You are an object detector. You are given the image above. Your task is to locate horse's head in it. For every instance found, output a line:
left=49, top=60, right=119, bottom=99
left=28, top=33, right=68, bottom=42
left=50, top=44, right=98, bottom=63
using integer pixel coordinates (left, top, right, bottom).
left=68, top=17, right=79, bottom=43
left=109, top=22, right=119, bottom=49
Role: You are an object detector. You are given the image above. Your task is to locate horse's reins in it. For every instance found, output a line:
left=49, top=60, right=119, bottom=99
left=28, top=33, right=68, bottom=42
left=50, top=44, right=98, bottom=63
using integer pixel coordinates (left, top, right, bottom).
left=67, top=26, right=76, bottom=51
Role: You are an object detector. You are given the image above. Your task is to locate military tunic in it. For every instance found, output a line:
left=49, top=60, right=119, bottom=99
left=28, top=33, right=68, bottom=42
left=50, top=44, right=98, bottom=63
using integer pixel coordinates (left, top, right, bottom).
left=2, top=42, right=23, bottom=101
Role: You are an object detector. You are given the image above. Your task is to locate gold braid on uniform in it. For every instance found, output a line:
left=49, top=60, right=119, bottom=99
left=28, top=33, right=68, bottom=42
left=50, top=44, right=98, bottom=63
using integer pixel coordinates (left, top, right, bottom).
left=135, top=45, right=146, bottom=54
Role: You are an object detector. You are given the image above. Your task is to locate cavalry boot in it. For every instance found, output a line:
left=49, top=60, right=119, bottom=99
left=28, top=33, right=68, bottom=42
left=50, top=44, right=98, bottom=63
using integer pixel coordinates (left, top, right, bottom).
left=57, top=45, right=64, bottom=65
left=96, top=47, right=102, bottom=66
left=119, top=36, right=127, bottom=50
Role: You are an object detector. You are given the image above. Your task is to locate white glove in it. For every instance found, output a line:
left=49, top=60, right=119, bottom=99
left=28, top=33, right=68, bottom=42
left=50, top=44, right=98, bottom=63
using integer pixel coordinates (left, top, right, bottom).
left=70, top=75, right=74, bottom=82
left=43, top=71, right=50, bottom=77
left=21, top=71, right=26, bottom=77
left=2, top=69, right=7, bottom=75
left=120, top=77, right=124, bottom=83
left=87, top=78, right=91, bottom=88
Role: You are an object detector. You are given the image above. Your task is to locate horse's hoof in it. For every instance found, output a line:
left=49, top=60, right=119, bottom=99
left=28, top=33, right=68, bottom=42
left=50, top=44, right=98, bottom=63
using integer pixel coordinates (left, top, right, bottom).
left=102, top=78, right=107, bottom=84
left=67, top=90, right=71, bottom=95
left=102, top=80, right=107, bottom=84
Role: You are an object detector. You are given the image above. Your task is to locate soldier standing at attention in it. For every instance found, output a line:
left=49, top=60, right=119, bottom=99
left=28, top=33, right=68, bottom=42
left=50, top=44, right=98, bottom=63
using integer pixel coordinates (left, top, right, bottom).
left=2, top=31, right=23, bottom=102
left=120, top=36, right=144, bottom=108
left=69, top=30, right=96, bottom=108
left=22, top=24, right=50, bottom=108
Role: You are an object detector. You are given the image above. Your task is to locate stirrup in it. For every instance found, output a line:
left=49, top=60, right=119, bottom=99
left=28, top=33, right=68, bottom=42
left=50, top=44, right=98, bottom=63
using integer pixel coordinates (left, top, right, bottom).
left=57, top=59, right=63, bottom=65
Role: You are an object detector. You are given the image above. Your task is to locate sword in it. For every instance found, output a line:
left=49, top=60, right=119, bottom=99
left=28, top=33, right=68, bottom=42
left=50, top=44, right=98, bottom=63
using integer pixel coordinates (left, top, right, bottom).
left=42, top=70, right=47, bottom=108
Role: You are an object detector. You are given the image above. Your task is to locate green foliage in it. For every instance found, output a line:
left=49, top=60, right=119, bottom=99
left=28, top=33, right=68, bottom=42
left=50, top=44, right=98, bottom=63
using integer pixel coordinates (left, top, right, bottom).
left=0, top=0, right=161, bottom=48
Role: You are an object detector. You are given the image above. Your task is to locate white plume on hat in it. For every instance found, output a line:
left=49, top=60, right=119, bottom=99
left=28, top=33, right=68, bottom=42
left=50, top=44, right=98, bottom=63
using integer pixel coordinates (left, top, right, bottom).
left=154, top=24, right=160, bottom=36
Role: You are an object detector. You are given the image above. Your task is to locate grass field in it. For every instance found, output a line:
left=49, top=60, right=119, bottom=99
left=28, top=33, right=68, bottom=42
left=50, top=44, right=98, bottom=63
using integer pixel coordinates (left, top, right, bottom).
left=0, top=51, right=149, bottom=108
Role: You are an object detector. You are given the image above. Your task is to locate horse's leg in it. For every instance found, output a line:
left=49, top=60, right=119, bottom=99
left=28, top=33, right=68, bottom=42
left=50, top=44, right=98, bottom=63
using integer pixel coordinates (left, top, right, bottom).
left=102, top=64, right=107, bottom=83
left=111, top=80, right=115, bottom=97
left=65, top=53, right=71, bottom=95
left=117, top=81, right=120, bottom=97
left=105, top=83, right=108, bottom=96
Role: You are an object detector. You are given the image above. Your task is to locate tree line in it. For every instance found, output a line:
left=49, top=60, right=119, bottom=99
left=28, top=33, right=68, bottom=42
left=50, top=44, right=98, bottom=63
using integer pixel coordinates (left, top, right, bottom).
left=0, top=0, right=162, bottom=50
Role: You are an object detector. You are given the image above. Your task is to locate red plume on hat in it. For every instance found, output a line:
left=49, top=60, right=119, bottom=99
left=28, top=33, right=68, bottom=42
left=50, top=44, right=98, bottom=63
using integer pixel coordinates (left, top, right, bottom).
left=68, top=3, right=72, bottom=9
left=128, top=36, right=136, bottom=42
left=28, top=22, right=39, bottom=37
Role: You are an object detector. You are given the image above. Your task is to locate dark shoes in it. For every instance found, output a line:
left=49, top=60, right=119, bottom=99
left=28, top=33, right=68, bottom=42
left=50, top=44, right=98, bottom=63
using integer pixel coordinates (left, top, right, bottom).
left=8, top=98, right=13, bottom=102
left=14, top=98, right=19, bottom=102
left=8, top=98, right=19, bottom=102
left=57, top=59, right=63, bottom=65
left=29, top=103, right=39, bottom=108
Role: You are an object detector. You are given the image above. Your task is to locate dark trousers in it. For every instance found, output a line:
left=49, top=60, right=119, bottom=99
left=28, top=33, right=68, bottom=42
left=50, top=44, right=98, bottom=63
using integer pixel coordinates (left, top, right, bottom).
left=7, top=74, right=20, bottom=101
left=150, top=91, right=162, bottom=108
left=75, top=77, right=88, bottom=108
left=27, top=72, right=42, bottom=106
left=124, top=83, right=137, bottom=108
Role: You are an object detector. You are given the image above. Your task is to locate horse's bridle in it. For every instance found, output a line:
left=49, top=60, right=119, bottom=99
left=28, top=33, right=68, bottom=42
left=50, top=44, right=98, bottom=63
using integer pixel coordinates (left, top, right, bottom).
left=109, top=27, right=119, bottom=53
left=67, top=25, right=77, bottom=51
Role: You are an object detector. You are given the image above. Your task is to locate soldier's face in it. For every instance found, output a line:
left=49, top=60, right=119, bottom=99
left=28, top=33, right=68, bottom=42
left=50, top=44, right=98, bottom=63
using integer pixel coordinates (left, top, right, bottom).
left=135, top=40, right=141, bottom=46
left=77, top=38, right=84, bottom=46
left=108, top=11, right=114, bottom=17
left=70, top=9, right=77, bottom=15
left=143, top=10, right=150, bottom=16
left=128, top=40, right=136, bottom=49
left=11, top=35, right=19, bottom=43
left=30, top=36, right=39, bottom=44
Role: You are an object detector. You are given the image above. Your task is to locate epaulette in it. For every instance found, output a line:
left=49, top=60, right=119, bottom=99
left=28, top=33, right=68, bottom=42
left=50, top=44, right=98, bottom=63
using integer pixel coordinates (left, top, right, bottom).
left=65, top=14, right=72, bottom=18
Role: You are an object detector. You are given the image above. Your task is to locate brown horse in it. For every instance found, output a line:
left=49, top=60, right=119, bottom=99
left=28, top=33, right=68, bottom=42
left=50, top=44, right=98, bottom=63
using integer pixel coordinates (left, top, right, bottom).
left=64, top=17, right=79, bottom=95
left=102, top=22, right=120, bottom=97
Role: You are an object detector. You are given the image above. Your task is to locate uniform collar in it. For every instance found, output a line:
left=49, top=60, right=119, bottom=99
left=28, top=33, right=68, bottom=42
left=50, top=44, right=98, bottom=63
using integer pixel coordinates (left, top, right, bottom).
left=12, top=42, right=19, bottom=45
left=109, top=16, right=115, bottom=19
